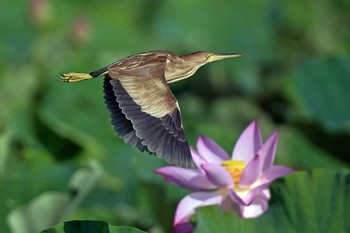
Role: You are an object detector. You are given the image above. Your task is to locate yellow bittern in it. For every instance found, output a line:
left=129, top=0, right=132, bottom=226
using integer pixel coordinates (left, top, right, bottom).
left=61, top=50, right=241, bottom=167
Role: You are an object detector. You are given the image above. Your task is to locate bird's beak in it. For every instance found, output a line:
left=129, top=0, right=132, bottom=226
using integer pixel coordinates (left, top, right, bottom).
left=208, top=53, right=242, bottom=61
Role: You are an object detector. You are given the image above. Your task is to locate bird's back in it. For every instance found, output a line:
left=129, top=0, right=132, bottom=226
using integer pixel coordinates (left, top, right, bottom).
left=107, top=50, right=173, bottom=75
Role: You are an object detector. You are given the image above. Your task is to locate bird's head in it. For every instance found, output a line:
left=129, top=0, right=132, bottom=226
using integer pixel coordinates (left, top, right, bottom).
left=166, top=51, right=242, bottom=83
left=181, top=51, right=241, bottom=67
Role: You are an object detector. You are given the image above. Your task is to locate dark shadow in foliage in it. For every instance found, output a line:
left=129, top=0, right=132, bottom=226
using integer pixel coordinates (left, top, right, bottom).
left=63, top=221, right=109, bottom=233
left=34, top=112, right=82, bottom=161
left=258, top=93, right=291, bottom=124
left=297, top=122, right=350, bottom=164
left=41, top=220, right=147, bottom=233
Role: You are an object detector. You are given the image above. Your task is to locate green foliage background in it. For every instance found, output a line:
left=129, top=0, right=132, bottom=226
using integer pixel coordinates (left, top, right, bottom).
left=1, top=0, right=349, bottom=232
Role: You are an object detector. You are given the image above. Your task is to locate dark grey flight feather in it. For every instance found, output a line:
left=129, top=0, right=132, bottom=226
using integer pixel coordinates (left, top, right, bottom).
left=103, top=76, right=148, bottom=152
left=103, top=75, right=193, bottom=167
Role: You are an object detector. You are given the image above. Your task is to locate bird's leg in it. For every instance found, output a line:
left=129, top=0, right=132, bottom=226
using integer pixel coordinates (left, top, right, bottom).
left=60, top=67, right=108, bottom=83
left=60, top=72, right=94, bottom=82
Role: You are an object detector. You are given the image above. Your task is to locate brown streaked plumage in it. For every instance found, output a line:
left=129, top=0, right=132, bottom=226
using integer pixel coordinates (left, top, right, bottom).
left=61, top=50, right=241, bottom=167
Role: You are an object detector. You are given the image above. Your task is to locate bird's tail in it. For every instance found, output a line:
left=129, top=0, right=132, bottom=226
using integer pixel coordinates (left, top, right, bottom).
left=60, top=66, right=108, bottom=83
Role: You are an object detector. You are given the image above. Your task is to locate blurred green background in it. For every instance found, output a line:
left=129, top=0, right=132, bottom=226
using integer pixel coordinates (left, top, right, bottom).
left=1, top=0, right=350, bottom=232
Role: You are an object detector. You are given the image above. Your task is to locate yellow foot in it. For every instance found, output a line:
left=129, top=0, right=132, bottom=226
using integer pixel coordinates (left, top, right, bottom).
left=60, top=72, right=93, bottom=83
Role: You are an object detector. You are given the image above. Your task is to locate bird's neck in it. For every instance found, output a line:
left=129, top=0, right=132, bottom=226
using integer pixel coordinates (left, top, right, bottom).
left=165, top=56, right=203, bottom=83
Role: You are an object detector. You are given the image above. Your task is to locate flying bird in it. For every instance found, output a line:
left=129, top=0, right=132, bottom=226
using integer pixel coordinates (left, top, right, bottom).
left=61, top=50, right=241, bottom=167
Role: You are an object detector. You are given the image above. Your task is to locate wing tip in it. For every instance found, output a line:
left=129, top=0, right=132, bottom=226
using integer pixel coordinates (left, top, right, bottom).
left=161, top=140, right=195, bottom=168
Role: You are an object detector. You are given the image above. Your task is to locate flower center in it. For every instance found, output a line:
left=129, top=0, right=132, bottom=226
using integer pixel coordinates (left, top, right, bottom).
left=221, top=160, right=246, bottom=184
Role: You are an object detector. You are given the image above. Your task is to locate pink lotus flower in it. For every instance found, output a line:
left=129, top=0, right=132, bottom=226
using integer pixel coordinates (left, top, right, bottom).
left=155, top=121, right=294, bottom=233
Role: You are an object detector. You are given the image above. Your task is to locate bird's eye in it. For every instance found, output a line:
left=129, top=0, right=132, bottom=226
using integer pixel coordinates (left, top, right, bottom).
left=206, top=54, right=212, bottom=60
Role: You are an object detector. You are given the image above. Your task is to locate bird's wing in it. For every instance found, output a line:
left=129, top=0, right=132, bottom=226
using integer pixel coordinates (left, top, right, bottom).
left=108, top=55, right=177, bottom=118
left=103, top=77, right=148, bottom=153
left=104, top=62, right=193, bottom=167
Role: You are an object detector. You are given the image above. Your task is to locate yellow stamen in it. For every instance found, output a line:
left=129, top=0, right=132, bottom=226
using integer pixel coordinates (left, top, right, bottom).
left=221, top=160, right=246, bottom=184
